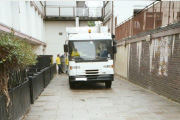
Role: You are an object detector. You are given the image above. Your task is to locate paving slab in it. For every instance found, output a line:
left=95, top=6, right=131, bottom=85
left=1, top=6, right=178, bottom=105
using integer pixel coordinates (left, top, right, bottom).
left=24, top=74, right=180, bottom=120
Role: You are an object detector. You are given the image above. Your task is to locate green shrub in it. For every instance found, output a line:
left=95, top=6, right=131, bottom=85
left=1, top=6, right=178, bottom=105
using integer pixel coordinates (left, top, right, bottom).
left=0, top=32, right=37, bottom=106
left=88, top=21, right=95, bottom=27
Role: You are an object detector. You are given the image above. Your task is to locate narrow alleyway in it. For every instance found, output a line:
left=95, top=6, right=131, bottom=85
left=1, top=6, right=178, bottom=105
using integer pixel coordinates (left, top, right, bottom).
left=24, top=74, right=180, bottom=120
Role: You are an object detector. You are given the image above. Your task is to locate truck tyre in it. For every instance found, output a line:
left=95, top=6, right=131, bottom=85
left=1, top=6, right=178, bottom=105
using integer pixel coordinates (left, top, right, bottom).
left=105, top=81, right=112, bottom=88
left=69, top=77, right=71, bottom=84
left=70, top=83, right=75, bottom=89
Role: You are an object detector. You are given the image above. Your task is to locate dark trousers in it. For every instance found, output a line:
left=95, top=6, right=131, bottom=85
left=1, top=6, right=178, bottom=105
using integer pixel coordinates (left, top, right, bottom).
left=66, top=65, right=69, bottom=73
left=58, top=64, right=63, bottom=74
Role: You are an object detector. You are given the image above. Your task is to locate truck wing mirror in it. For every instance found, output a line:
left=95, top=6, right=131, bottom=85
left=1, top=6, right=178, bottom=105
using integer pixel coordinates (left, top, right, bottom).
left=112, top=34, right=115, bottom=39
left=64, top=44, right=68, bottom=52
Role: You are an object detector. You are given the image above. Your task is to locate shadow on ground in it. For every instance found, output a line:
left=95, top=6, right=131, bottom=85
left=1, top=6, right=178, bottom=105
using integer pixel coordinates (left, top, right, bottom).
left=70, top=82, right=111, bottom=90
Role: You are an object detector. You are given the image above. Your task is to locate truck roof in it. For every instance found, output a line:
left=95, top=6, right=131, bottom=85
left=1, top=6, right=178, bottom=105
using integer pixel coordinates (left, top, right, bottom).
left=68, top=33, right=112, bottom=41
left=66, top=27, right=108, bottom=34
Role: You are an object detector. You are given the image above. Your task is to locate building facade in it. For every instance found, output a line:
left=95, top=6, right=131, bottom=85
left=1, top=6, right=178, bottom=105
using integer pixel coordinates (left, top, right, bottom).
left=114, top=1, right=180, bottom=103
left=0, top=1, right=46, bottom=54
left=0, top=1, right=108, bottom=62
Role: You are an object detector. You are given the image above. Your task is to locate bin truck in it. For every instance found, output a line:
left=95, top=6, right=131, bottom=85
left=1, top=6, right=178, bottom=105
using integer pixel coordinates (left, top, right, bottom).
left=64, top=27, right=116, bottom=88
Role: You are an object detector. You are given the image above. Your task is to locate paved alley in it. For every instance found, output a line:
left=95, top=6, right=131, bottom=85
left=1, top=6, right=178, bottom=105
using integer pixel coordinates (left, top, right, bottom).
left=24, top=74, right=180, bottom=120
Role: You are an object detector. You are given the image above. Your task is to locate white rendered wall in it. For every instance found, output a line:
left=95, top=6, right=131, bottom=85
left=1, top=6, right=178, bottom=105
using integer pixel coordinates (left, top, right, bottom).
left=0, top=1, right=44, bottom=42
left=45, top=21, right=88, bottom=63
left=0, top=1, right=12, bottom=27
left=32, top=45, right=45, bottom=55
left=11, top=2, right=20, bottom=30
left=115, top=45, right=128, bottom=78
left=104, top=16, right=115, bottom=35
left=104, top=18, right=112, bottom=33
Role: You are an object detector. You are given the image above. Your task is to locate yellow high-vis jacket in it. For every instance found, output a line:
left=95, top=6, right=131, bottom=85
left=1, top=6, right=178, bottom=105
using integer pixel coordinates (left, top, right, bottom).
left=56, top=57, right=61, bottom=65
left=65, top=57, right=68, bottom=65
left=71, top=51, right=80, bottom=57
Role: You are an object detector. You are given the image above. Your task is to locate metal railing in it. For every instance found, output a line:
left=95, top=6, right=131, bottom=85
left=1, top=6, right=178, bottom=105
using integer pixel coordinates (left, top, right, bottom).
left=45, top=6, right=104, bottom=18
left=27, top=55, right=53, bottom=76
left=30, top=1, right=44, bottom=16
left=8, top=69, right=27, bottom=90
left=115, top=1, right=180, bottom=40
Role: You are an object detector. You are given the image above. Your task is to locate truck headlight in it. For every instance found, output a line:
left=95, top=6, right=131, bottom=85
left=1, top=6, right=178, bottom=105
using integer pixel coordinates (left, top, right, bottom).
left=70, top=66, right=80, bottom=70
left=103, top=65, right=113, bottom=68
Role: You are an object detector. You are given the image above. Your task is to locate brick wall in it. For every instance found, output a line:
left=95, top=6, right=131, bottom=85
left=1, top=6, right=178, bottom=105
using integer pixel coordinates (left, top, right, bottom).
left=128, top=34, right=180, bottom=103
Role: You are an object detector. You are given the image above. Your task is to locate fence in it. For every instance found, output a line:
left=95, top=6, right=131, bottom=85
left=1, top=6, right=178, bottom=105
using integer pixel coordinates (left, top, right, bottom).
left=34, top=55, right=53, bottom=70
left=45, top=6, right=104, bottom=18
left=8, top=70, right=27, bottom=90
left=28, top=55, right=55, bottom=103
left=115, top=1, right=180, bottom=40
left=0, top=55, right=56, bottom=120
left=28, top=63, right=56, bottom=104
left=27, top=55, right=53, bottom=76
left=0, top=62, right=28, bottom=90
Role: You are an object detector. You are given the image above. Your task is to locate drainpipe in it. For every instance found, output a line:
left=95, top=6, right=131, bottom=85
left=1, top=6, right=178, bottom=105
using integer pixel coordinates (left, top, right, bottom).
left=111, top=1, right=114, bottom=35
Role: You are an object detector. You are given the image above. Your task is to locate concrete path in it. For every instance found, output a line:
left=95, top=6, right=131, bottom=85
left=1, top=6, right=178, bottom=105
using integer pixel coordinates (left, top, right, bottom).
left=24, top=74, right=180, bottom=120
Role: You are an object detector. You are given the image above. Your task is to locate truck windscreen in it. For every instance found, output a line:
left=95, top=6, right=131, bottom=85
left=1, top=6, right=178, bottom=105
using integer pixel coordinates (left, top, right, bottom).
left=69, top=40, right=113, bottom=61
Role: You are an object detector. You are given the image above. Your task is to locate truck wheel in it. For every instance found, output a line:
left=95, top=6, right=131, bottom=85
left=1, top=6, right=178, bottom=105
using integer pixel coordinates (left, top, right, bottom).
left=70, top=83, right=75, bottom=89
left=105, top=81, right=112, bottom=88
left=69, top=77, right=71, bottom=84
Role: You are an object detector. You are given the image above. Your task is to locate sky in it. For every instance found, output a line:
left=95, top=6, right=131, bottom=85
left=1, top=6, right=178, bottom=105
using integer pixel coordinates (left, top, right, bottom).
left=86, top=1, right=103, bottom=7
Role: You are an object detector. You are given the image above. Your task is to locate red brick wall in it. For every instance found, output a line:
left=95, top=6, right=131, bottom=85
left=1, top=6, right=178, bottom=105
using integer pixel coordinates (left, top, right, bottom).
left=128, top=34, right=180, bottom=103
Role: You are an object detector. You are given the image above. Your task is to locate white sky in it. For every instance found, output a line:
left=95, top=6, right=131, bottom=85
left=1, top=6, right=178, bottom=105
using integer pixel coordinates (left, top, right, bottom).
left=114, top=1, right=154, bottom=25
left=86, top=1, right=154, bottom=25
left=86, top=1, right=103, bottom=7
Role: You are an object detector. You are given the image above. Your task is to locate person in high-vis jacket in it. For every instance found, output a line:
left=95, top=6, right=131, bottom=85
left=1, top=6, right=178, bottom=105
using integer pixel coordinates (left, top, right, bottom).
left=71, top=48, right=80, bottom=57
left=65, top=54, right=69, bottom=73
left=56, top=54, right=63, bottom=74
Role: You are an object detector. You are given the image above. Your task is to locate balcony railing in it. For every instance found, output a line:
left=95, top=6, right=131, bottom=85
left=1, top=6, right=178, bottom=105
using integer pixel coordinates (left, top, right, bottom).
left=30, top=1, right=44, bottom=17
left=115, top=1, right=180, bottom=40
left=45, top=6, right=104, bottom=18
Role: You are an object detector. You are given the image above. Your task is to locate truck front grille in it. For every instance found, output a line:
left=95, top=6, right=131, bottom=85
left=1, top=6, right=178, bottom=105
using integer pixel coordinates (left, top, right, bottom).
left=85, top=70, right=99, bottom=74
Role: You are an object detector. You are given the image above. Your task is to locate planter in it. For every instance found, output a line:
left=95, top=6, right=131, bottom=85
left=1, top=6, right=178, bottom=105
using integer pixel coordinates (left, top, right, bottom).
left=50, top=64, right=55, bottom=80
left=12, top=85, right=23, bottom=119
left=29, top=64, right=56, bottom=104
left=0, top=80, right=30, bottom=120
left=29, top=71, right=44, bottom=104
left=0, top=95, right=6, bottom=120
left=13, top=80, right=30, bottom=120
left=50, top=65, right=53, bottom=80
left=0, top=64, right=57, bottom=120
left=8, top=90, right=14, bottom=120
left=43, top=67, right=51, bottom=88
left=20, top=80, right=31, bottom=115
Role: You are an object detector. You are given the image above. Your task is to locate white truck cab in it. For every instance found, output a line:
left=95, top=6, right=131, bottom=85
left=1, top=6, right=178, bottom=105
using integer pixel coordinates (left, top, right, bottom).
left=64, top=27, right=116, bottom=88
